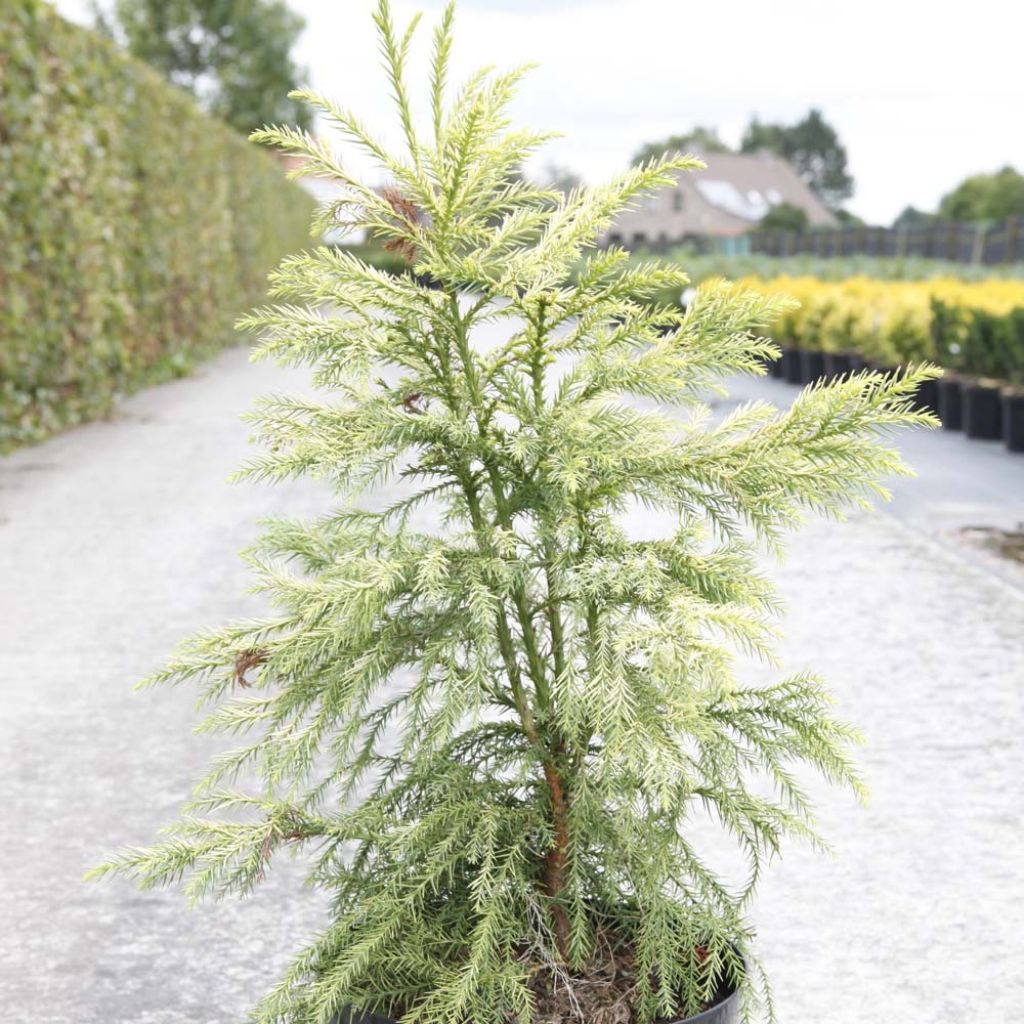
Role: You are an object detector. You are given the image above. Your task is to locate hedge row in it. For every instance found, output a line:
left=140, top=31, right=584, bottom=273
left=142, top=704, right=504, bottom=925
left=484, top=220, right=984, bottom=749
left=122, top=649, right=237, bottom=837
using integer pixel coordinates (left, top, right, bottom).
left=0, top=1, right=315, bottom=450
left=735, top=276, right=1024, bottom=380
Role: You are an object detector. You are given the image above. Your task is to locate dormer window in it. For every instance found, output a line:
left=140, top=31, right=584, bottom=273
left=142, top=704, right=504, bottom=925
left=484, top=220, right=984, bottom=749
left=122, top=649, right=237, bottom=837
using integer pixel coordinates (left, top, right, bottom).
left=672, top=190, right=684, bottom=212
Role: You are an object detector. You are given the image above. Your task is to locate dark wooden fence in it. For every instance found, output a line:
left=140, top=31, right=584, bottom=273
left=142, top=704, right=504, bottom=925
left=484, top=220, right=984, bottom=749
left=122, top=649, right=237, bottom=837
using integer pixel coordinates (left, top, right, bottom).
left=750, top=216, right=1024, bottom=265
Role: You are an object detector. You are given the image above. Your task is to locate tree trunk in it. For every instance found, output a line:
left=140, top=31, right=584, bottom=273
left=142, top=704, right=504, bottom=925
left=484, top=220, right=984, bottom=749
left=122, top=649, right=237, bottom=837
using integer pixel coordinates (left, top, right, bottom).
left=543, top=759, right=571, bottom=961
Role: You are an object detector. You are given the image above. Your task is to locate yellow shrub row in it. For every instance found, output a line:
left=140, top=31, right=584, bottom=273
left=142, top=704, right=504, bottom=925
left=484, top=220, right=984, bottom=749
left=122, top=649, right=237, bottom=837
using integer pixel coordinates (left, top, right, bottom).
left=736, top=275, right=1024, bottom=365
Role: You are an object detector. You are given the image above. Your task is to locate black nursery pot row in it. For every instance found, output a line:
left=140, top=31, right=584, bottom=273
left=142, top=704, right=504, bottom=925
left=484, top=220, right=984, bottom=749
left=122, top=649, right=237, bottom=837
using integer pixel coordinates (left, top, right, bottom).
left=769, top=345, right=1024, bottom=453
left=770, top=346, right=869, bottom=388
left=936, top=377, right=1024, bottom=450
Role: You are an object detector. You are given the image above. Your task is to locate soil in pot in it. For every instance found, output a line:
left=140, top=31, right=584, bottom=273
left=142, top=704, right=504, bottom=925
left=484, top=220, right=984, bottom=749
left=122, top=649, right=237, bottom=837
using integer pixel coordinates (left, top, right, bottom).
left=781, top=346, right=803, bottom=385
left=527, top=938, right=740, bottom=1024
left=963, top=378, right=1003, bottom=440
left=938, top=376, right=964, bottom=430
left=1003, top=389, right=1024, bottom=452
left=799, top=349, right=827, bottom=385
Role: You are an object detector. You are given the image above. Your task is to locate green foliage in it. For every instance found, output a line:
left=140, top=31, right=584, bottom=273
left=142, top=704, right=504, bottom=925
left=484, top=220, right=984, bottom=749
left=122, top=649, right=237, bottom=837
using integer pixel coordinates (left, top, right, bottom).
left=938, top=166, right=1024, bottom=223
left=0, top=0, right=314, bottom=450
left=93, top=0, right=311, bottom=134
left=332, top=242, right=412, bottom=278
left=741, top=109, right=853, bottom=209
left=831, top=208, right=864, bottom=227
left=631, top=127, right=730, bottom=165
left=757, top=202, right=809, bottom=234
left=932, top=300, right=1024, bottom=383
left=92, top=4, right=937, bottom=1022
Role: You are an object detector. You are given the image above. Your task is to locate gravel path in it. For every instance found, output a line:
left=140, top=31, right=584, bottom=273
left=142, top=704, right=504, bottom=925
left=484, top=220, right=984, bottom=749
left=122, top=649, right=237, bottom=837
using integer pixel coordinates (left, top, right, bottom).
left=2, top=346, right=1022, bottom=1023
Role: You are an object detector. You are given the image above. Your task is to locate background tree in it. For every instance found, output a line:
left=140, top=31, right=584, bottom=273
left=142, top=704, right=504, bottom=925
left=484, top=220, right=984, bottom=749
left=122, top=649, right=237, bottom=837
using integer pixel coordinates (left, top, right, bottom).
left=758, top=201, right=809, bottom=232
left=93, top=0, right=311, bottom=134
left=741, top=109, right=854, bottom=210
left=891, top=205, right=936, bottom=229
left=832, top=209, right=864, bottom=226
left=539, top=161, right=583, bottom=196
left=631, top=126, right=731, bottom=165
left=938, top=166, right=1024, bottom=222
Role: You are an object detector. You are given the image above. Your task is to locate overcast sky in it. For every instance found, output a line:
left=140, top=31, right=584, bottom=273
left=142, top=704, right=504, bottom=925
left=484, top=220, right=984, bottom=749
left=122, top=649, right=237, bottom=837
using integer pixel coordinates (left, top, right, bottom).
left=55, top=0, right=1024, bottom=225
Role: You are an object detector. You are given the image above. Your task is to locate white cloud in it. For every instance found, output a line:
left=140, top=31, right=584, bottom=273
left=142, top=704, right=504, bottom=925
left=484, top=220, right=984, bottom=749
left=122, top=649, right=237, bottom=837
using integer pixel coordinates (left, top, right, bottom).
left=51, top=0, right=1024, bottom=224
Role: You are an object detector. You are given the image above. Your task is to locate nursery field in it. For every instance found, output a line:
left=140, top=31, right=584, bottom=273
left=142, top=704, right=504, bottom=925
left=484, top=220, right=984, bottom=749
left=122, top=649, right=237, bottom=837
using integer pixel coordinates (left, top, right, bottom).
left=1, top=332, right=1023, bottom=1024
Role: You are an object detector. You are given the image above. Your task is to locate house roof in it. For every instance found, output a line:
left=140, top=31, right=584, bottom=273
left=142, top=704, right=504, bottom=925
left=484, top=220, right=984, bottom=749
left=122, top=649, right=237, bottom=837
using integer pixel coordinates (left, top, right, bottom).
left=605, top=149, right=837, bottom=242
left=690, top=149, right=835, bottom=228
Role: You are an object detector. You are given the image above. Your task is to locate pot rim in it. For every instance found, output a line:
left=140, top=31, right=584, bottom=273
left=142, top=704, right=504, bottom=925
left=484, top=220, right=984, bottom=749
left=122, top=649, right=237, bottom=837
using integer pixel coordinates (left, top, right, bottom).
left=668, top=981, right=742, bottom=1023
left=338, top=982, right=742, bottom=1024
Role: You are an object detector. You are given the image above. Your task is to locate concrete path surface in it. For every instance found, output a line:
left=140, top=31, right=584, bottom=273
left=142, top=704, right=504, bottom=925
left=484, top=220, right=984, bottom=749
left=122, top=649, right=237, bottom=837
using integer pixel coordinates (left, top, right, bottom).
left=2, top=346, right=1023, bottom=1024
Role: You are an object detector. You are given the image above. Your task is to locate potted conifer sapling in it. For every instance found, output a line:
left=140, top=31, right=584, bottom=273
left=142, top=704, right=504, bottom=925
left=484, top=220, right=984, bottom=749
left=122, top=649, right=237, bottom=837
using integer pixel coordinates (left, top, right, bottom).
left=92, top=4, right=939, bottom=1021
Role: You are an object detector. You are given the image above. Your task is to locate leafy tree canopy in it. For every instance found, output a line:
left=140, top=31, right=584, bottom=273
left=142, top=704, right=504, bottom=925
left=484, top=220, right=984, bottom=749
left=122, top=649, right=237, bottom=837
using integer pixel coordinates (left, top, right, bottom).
left=832, top=208, right=864, bottom=226
left=631, top=126, right=731, bottom=166
left=937, top=166, right=1024, bottom=223
left=758, top=201, right=809, bottom=232
left=741, top=109, right=854, bottom=210
left=892, top=205, right=936, bottom=230
left=93, top=0, right=311, bottom=134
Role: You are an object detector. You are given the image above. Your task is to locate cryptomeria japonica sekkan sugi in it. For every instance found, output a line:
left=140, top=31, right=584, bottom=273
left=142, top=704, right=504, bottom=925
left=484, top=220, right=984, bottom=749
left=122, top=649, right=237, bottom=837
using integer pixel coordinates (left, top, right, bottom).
left=91, top=3, right=939, bottom=1021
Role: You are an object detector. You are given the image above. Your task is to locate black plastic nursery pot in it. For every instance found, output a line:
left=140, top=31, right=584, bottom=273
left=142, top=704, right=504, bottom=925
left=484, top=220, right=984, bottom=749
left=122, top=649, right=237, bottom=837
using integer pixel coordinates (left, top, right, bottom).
left=672, top=986, right=740, bottom=1024
left=937, top=376, right=964, bottom=431
left=865, top=359, right=897, bottom=375
left=335, top=983, right=742, bottom=1024
left=781, top=346, right=804, bottom=384
left=768, top=353, right=785, bottom=379
left=823, top=351, right=855, bottom=380
left=963, top=379, right=1004, bottom=440
left=799, top=349, right=827, bottom=385
left=913, top=376, right=940, bottom=416
left=1003, top=390, right=1024, bottom=453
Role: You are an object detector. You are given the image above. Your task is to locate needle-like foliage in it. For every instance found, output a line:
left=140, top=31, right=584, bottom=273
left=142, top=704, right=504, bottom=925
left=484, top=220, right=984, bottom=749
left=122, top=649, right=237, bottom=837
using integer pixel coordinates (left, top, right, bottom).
left=91, top=4, right=938, bottom=1022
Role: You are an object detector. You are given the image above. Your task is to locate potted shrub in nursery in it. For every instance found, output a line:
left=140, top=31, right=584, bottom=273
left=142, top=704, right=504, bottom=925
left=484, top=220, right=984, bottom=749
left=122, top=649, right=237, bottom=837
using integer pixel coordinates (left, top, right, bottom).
left=960, top=308, right=1005, bottom=441
left=1000, top=308, right=1024, bottom=452
left=90, top=4, right=939, bottom=1022
left=931, top=299, right=966, bottom=430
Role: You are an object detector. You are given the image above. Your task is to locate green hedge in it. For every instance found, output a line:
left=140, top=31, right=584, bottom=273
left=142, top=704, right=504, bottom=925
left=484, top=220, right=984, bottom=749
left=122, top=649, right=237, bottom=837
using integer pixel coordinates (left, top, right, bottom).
left=0, top=1, right=315, bottom=450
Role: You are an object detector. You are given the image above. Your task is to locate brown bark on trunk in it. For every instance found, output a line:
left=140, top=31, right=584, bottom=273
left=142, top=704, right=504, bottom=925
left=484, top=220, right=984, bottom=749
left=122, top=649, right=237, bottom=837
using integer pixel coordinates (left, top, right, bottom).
left=543, top=759, right=571, bottom=962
